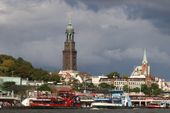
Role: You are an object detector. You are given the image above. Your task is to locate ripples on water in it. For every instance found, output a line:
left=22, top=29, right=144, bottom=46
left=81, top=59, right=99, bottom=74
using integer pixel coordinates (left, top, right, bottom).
left=0, top=109, right=169, bottom=113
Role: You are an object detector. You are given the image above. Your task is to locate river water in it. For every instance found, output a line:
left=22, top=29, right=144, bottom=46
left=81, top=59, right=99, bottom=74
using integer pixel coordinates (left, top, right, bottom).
left=0, top=109, right=170, bottom=113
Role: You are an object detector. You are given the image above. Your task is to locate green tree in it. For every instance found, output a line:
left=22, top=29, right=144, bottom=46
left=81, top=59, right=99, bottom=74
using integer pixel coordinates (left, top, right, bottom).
left=86, top=83, right=95, bottom=88
left=31, top=68, right=49, bottom=81
left=132, top=87, right=140, bottom=93
left=2, top=81, right=16, bottom=91
left=123, top=85, right=129, bottom=92
left=1, top=81, right=34, bottom=95
left=37, top=84, right=51, bottom=91
left=141, top=84, right=150, bottom=95
left=122, top=75, right=129, bottom=79
left=0, top=54, right=54, bottom=82
left=141, top=83, right=162, bottom=96
left=106, top=72, right=120, bottom=79
left=14, top=65, right=32, bottom=78
left=1, top=59, right=15, bottom=68
left=98, top=83, right=115, bottom=89
left=72, top=79, right=82, bottom=91
left=48, top=74, right=60, bottom=84
left=150, top=83, right=162, bottom=96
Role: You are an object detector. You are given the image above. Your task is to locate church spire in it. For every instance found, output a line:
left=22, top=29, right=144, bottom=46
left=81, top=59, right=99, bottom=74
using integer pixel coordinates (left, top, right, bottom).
left=68, top=16, right=72, bottom=26
left=142, top=49, right=148, bottom=64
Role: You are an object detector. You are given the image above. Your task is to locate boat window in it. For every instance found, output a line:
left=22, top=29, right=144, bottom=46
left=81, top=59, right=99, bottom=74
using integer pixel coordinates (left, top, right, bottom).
left=32, top=100, right=51, bottom=104
left=95, top=100, right=112, bottom=103
left=112, top=99, right=122, bottom=104
left=52, top=101, right=65, bottom=104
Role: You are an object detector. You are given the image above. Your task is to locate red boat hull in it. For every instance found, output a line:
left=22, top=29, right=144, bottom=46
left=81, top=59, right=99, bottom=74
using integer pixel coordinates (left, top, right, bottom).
left=30, top=103, right=81, bottom=109
left=29, top=97, right=81, bottom=108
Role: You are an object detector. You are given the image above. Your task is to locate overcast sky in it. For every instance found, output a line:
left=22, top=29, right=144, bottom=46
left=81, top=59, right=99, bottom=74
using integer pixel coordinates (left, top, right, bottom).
left=0, top=0, right=170, bottom=80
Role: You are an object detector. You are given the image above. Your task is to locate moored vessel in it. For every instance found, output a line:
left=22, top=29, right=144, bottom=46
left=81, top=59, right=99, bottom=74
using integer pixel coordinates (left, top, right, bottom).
left=146, top=101, right=170, bottom=108
left=91, top=90, right=132, bottom=109
left=21, top=91, right=81, bottom=109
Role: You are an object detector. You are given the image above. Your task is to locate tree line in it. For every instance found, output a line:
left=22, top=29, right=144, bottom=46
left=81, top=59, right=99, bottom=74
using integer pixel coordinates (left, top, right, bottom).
left=0, top=54, right=60, bottom=82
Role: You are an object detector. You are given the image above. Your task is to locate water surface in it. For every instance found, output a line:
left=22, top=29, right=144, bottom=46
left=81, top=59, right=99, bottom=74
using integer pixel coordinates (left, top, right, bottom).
left=0, top=108, right=169, bottom=113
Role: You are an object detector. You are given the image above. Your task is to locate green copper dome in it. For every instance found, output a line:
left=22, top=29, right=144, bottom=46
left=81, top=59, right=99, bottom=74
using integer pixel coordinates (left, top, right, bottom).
left=66, top=21, right=74, bottom=33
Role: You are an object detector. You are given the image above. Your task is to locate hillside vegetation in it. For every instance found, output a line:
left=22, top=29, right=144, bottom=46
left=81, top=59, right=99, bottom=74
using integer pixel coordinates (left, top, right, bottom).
left=0, top=54, right=60, bottom=82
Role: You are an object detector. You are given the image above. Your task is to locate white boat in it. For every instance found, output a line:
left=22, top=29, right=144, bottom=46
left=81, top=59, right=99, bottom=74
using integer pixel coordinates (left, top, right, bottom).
left=21, top=97, right=38, bottom=107
left=91, top=90, right=132, bottom=109
left=91, top=98, right=122, bottom=109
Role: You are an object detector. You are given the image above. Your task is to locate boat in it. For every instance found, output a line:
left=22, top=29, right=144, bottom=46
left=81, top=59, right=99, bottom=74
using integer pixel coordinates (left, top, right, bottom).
left=91, top=90, right=132, bottom=109
left=146, top=101, right=170, bottom=108
left=21, top=92, right=81, bottom=108
left=91, top=98, right=122, bottom=109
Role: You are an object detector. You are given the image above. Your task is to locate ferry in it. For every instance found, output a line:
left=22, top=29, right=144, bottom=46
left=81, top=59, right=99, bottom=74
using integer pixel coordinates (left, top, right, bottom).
left=22, top=92, right=81, bottom=108
left=91, top=90, right=132, bottom=109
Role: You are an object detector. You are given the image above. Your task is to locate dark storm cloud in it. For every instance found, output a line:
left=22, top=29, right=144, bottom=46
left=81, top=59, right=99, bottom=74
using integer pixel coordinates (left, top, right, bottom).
left=62, top=0, right=170, bottom=80
left=124, top=1, right=170, bottom=35
left=66, top=0, right=170, bottom=34
left=0, top=0, right=170, bottom=80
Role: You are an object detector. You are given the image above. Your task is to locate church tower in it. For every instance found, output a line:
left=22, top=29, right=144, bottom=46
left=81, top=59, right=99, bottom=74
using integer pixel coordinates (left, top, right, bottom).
left=141, top=49, right=149, bottom=75
left=62, top=19, right=77, bottom=70
left=142, top=49, right=152, bottom=86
